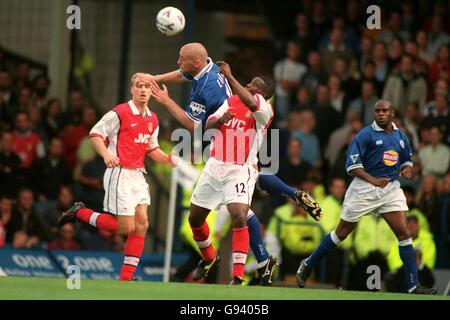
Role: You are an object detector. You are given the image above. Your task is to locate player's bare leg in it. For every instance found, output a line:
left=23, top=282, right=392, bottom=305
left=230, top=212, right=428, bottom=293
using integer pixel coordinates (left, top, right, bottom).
left=296, top=219, right=357, bottom=288
left=189, top=204, right=220, bottom=281
left=382, top=211, right=437, bottom=294
left=227, top=203, right=251, bottom=285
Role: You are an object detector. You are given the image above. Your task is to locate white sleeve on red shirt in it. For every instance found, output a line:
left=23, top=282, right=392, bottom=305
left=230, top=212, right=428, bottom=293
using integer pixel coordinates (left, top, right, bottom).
left=147, top=125, right=160, bottom=153
left=89, top=111, right=120, bottom=140
left=252, top=94, right=274, bottom=127
left=206, top=99, right=230, bottom=122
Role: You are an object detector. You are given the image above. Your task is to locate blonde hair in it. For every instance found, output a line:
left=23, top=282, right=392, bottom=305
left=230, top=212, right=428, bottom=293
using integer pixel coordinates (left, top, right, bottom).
left=130, top=72, right=151, bottom=86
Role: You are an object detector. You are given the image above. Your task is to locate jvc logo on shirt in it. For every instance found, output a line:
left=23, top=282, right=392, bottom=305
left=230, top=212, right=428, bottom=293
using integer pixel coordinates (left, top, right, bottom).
left=189, top=101, right=206, bottom=117
left=134, top=133, right=151, bottom=144
left=224, top=118, right=246, bottom=131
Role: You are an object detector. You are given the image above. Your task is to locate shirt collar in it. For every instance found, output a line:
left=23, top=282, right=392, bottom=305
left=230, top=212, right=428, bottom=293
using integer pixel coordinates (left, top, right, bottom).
left=371, top=121, right=398, bottom=132
left=194, top=57, right=213, bottom=81
left=129, top=100, right=151, bottom=116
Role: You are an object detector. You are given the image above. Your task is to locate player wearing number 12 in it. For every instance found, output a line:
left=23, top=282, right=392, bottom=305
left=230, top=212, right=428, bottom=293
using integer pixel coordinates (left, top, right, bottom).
left=188, top=62, right=275, bottom=284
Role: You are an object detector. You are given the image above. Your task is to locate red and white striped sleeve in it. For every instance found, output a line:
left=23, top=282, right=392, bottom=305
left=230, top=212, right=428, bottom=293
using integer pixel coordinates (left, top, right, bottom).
left=147, top=125, right=160, bottom=153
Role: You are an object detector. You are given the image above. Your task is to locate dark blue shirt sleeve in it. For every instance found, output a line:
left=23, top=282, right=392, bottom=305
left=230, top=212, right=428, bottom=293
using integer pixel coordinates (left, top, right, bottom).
left=346, top=131, right=369, bottom=174
left=179, top=70, right=193, bottom=81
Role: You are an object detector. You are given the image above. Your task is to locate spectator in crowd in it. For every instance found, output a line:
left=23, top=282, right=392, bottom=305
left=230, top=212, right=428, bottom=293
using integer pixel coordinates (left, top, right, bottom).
left=428, top=44, right=450, bottom=89
left=273, top=41, right=308, bottom=126
left=6, top=188, right=47, bottom=247
left=422, top=94, right=450, bottom=146
left=60, top=90, right=85, bottom=129
left=319, top=15, right=359, bottom=54
left=373, top=41, right=391, bottom=83
left=31, top=73, right=50, bottom=110
left=349, top=79, right=379, bottom=126
left=427, top=15, right=450, bottom=55
left=320, top=28, right=356, bottom=75
left=62, top=105, right=97, bottom=169
left=404, top=40, right=428, bottom=76
left=76, top=154, right=105, bottom=212
left=11, top=111, right=45, bottom=169
left=402, top=186, right=430, bottom=231
left=293, top=86, right=312, bottom=110
left=291, top=13, right=315, bottom=62
left=16, top=86, right=33, bottom=112
left=435, top=174, right=450, bottom=268
left=0, top=131, right=22, bottom=197
left=41, top=98, right=63, bottom=142
left=310, top=0, right=330, bottom=40
left=403, top=102, right=421, bottom=150
left=327, top=73, right=351, bottom=116
left=417, top=174, right=441, bottom=234
left=300, top=51, right=328, bottom=94
left=380, top=11, right=412, bottom=46
left=416, top=30, right=435, bottom=66
left=383, top=54, right=428, bottom=113
left=47, top=223, right=81, bottom=250
left=292, top=110, right=321, bottom=168
left=0, top=196, right=12, bottom=247
left=0, top=69, right=17, bottom=127
left=266, top=198, right=324, bottom=281
left=29, top=137, right=72, bottom=201
left=359, top=35, right=374, bottom=71
left=418, top=126, right=450, bottom=178
left=313, top=84, right=341, bottom=149
left=15, top=62, right=30, bottom=89
left=277, top=137, right=312, bottom=187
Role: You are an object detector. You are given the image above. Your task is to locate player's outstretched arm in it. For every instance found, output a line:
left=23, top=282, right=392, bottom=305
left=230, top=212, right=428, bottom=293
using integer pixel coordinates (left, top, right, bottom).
left=90, top=136, right=120, bottom=168
left=216, top=61, right=257, bottom=111
left=205, top=111, right=234, bottom=130
left=349, top=167, right=390, bottom=188
left=144, top=70, right=188, bottom=84
left=149, top=81, right=196, bottom=130
left=147, top=148, right=178, bottom=168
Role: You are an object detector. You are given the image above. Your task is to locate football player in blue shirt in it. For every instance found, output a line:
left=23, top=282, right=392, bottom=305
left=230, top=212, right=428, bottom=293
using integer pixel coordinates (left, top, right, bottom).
left=148, top=43, right=321, bottom=285
left=295, top=99, right=436, bottom=294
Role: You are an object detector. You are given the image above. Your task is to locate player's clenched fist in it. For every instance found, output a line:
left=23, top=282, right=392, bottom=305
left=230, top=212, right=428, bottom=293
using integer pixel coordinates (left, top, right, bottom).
left=370, top=177, right=390, bottom=188
left=216, top=61, right=231, bottom=78
left=103, top=153, right=120, bottom=168
left=218, top=111, right=234, bottom=124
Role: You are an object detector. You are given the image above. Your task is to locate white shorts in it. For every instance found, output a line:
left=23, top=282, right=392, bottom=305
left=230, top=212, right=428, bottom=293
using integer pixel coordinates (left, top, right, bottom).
left=341, top=177, right=408, bottom=223
left=191, top=158, right=259, bottom=211
left=103, top=166, right=150, bottom=216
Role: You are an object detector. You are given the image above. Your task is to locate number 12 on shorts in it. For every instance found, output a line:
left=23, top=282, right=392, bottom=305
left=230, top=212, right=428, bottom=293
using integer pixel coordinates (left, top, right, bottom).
left=235, top=183, right=246, bottom=194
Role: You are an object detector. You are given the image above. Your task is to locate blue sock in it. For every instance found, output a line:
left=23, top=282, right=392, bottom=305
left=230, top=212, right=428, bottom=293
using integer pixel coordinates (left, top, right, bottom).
left=305, top=232, right=339, bottom=268
left=247, top=211, right=269, bottom=264
left=398, top=240, right=418, bottom=291
left=257, top=172, right=297, bottom=200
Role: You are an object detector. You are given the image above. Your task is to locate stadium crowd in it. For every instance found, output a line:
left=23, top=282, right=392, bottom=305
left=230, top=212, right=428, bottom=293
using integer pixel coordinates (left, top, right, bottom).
left=0, top=0, right=449, bottom=290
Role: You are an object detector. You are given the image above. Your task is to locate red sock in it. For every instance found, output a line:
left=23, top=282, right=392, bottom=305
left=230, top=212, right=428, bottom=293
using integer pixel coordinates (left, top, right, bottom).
left=76, top=208, right=118, bottom=233
left=232, top=226, right=249, bottom=278
left=190, top=222, right=216, bottom=261
left=120, top=235, right=145, bottom=281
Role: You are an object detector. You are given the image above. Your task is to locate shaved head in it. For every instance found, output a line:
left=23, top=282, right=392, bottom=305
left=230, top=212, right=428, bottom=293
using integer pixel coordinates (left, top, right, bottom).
left=180, top=43, right=208, bottom=63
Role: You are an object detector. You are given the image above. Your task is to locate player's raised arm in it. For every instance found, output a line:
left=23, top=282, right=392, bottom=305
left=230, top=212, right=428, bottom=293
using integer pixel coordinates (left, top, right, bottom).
left=149, top=81, right=196, bottom=131
left=216, top=61, right=258, bottom=111
left=145, top=70, right=188, bottom=84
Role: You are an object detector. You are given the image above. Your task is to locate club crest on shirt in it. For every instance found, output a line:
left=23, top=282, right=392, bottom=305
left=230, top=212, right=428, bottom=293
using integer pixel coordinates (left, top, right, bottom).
left=399, top=140, right=405, bottom=149
left=350, top=154, right=359, bottom=163
left=148, top=122, right=153, bottom=132
left=382, top=149, right=399, bottom=166
left=245, top=111, right=251, bottom=118
left=189, top=101, right=206, bottom=117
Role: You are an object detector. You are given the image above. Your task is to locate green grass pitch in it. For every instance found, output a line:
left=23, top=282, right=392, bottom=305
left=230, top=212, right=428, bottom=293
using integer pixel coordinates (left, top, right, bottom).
left=0, top=277, right=448, bottom=300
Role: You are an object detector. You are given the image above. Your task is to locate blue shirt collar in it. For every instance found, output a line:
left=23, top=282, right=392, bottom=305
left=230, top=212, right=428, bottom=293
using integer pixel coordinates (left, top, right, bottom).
left=194, top=58, right=214, bottom=81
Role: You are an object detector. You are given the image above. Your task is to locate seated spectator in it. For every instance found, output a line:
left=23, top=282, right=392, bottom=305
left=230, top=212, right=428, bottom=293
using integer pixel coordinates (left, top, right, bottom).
left=435, top=174, right=450, bottom=268
left=313, top=85, right=341, bottom=149
left=47, top=223, right=81, bottom=250
left=291, top=13, right=315, bottom=63
left=415, top=30, right=435, bottom=66
left=277, top=137, right=312, bottom=186
left=360, top=60, right=384, bottom=97
left=421, top=94, right=450, bottom=146
left=373, top=41, right=391, bottom=83
left=0, top=131, right=22, bottom=197
left=385, top=215, right=436, bottom=292
left=6, top=189, right=47, bottom=246
left=379, top=11, right=411, bottom=46
left=0, top=69, right=18, bottom=126
left=16, top=86, right=33, bottom=112
left=30, top=137, right=72, bottom=201
left=11, top=111, right=45, bottom=169
left=418, top=126, right=450, bottom=178
left=15, top=62, right=31, bottom=89
left=319, top=28, right=356, bottom=75
left=41, top=98, right=63, bottom=142
left=428, top=44, right=450, bottom=89
left=426, top=15, right=450, bottom=56
left=403, top=102, right=421, bottom=150
left=293, top=86, right=312, bottom=110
